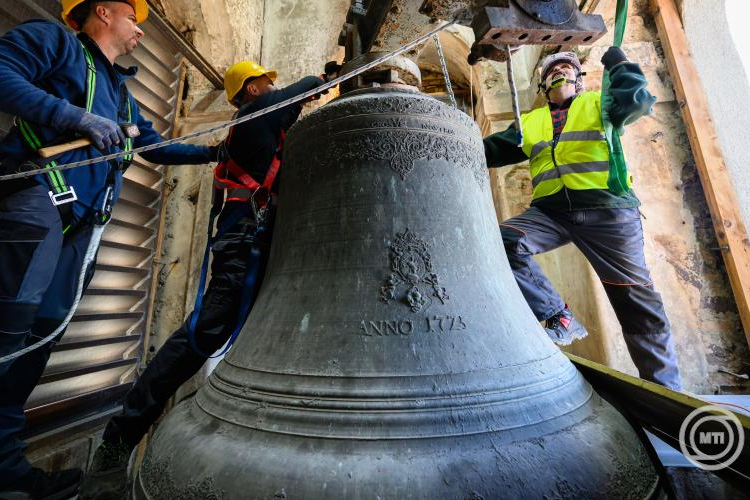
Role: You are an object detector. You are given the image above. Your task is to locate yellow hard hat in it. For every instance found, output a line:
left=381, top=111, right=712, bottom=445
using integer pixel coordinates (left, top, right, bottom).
left=61, top=0, right=149, bottom=30
left=224, top=61, right=278, bottom=103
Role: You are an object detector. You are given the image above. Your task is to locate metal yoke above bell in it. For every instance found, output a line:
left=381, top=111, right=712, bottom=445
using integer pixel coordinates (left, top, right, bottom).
left=135, top=87, right=661, bottom=499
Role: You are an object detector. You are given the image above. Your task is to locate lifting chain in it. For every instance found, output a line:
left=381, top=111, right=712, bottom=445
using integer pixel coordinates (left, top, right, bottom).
left=433, top=33, right=457, bottom=108
left=505, top=44, right=524, bottom=147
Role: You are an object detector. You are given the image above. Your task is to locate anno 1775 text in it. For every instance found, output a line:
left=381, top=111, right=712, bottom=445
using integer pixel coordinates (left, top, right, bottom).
left=358, top=316, right=467, bottom=337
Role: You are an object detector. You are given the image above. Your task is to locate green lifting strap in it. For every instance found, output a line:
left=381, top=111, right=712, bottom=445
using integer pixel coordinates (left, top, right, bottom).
left=17, top=41, right=96, bottom=197
left=601, top=0, right=630, bottom=195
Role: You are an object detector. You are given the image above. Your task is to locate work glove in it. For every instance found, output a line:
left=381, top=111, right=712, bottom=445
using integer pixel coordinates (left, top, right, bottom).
left=74, top=111, right=125, bottom=151
left=323, top=61, right=343, bottom=82
left=303, top=76, right=328, bottom=103
left=600, top=46, right=628, bottom=70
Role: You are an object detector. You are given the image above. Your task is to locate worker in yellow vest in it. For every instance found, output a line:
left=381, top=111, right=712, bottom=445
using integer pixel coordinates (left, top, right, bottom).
left=484, top=49, right=682, bottom=390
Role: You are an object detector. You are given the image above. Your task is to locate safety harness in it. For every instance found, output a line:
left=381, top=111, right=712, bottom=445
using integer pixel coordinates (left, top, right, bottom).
left=187, top=126, right=285, bottom=358
left=15, top=41, right=132, bottom=232
left=0, top=42, right=132, bottom=364
left=213, top=127, right=285, bottom=213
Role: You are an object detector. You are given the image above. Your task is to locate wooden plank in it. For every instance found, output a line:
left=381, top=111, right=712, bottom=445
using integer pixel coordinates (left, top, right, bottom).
left=566, top=353, right=750, bottom=488
left=651, top=0, right=750, bottom=348
left=579, top=0, right=602, bottom=15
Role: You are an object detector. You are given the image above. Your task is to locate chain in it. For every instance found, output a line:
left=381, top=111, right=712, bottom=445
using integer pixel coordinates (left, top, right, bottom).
left=0, top=19, right=458, bottom=182
left=433, top=34, right=456, bottom=108
left=505, top=44, right=523, bottom=148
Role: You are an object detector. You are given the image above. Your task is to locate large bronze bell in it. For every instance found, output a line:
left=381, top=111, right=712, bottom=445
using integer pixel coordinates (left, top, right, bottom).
left=135, top=88, right=661, bottom=499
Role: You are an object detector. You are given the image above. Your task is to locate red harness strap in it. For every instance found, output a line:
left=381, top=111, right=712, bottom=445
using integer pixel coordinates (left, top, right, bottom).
left=214, top=130, right=286, bottom=204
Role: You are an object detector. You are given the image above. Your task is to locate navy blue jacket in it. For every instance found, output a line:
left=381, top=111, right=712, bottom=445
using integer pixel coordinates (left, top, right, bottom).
left=228, top=75, right=323, bottom=193
left=0, top=20, right=213, bottom=220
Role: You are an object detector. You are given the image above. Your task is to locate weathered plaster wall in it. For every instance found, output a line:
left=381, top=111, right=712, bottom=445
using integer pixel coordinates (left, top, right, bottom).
left=681, top=0, right=750, bottom=230
left=478, top=0, right=748, bottom=393
left=261, top=0, right=349, bottom=85
left=153, top=0, right=265, bottom=108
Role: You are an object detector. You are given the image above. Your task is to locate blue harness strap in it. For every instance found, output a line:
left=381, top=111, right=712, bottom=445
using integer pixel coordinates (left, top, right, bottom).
left=186, top=194, right=265, bottom=358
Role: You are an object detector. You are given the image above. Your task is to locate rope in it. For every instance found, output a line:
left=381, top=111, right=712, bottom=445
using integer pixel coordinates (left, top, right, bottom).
left=469, top=61, right=474, bottom=121
left=0, top=19, right=457, bottom=183
left=0, top=221, right=107, bottom=364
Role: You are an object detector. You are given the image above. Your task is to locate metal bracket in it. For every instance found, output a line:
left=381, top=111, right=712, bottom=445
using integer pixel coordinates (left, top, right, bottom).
left=48, top=187, right=77, bottom=206
left=471, top=0, right=606, bottom=61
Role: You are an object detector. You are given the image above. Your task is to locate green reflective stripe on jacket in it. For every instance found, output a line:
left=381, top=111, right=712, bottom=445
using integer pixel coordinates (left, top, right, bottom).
left=16, top=118, right=65, bottom=192
left=520, top=91, right=629, bottom=201
left=47, top=161, right=67, bottom=194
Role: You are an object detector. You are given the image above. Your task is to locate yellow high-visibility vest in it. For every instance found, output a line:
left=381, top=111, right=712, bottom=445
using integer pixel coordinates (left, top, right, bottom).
left=521, top=91, right=631, bottom=200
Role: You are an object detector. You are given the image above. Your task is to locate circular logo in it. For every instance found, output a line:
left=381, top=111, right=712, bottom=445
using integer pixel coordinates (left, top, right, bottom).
left=679, top=404, right=745, bottom=471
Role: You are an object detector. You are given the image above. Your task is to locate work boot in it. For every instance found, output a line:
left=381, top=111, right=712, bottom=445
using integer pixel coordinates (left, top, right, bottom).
left=79, top=440, right=133, bottom=500
left=0, top=467, right=82, bottom=500
left=544, top=305, right=588, bottom=346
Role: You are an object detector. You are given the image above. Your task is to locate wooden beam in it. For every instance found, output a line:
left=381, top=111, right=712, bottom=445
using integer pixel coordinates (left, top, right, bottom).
left=579, top=0, right=602, bottom=15
left=651, top=0, right=750, bottom=347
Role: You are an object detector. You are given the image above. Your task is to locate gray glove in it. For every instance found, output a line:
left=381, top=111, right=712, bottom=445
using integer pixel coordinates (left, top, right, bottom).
left=74, top=112, right=125, bottom=151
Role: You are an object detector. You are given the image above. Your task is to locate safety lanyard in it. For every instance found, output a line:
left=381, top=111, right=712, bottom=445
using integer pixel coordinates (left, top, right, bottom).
left=16, top=41, right=96, bottom=204
left=187, top=202, right=265, bottom=359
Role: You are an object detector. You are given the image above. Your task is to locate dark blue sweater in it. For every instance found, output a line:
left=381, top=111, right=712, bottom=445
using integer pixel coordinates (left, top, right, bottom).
left=228, top=75, right=324, bottom=192
left=0, top=20, right=212, bottom=220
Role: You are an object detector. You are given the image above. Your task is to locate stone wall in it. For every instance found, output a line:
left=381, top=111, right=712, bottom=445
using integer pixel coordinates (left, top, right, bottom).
left=261, top=0, right=349, bottom=86
left=154, top=0, right=264, bottom=102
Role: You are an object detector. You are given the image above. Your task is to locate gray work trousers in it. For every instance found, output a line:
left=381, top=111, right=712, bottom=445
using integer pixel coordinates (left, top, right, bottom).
left=501, top=206, right=682, bottom=390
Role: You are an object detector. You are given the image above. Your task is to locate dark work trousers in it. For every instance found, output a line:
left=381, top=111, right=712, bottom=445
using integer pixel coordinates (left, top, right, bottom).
left=0, top=183, right=97, bottom=487
left=500, top=206, right=682, bottom=390
left=102, top=203, right=274, bottom=449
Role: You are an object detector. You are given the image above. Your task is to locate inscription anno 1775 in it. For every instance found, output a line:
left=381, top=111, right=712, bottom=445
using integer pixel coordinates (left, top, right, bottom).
left=358, top=315, right=468, bottom=337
